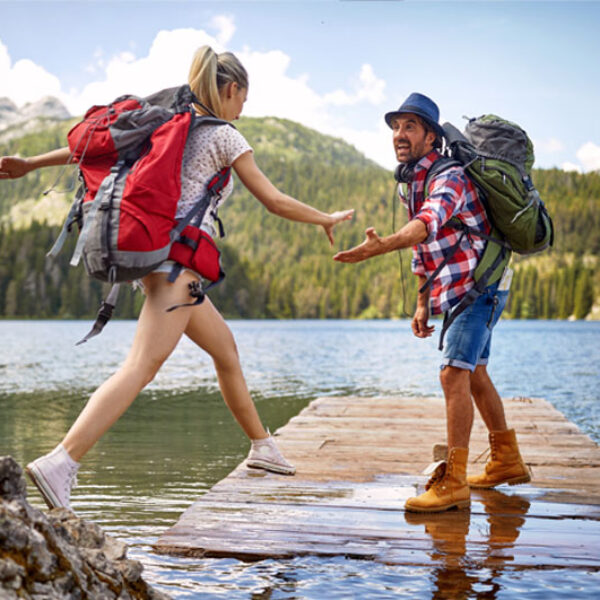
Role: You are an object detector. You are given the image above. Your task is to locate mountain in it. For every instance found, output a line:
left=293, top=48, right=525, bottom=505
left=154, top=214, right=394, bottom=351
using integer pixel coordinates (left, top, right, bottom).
left=0, top=98, right=19, bottom=127
left=0, top=115, right=598, bottom=321
left=0, top=96, right=71, bottom=143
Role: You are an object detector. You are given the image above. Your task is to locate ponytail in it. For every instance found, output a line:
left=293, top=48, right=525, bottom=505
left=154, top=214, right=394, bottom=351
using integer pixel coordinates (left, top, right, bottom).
left=188, top=46, right=248, bottom=119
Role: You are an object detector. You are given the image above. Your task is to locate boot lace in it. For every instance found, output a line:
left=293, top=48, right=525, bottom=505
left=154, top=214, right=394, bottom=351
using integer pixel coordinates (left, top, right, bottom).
left=424, top=462, right=447, bottom=491
left=473, top=447, right=491, bottom=464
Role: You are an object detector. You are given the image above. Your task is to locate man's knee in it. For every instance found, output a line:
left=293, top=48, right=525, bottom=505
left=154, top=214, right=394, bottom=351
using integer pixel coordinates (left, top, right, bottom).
left=470, top=364, right=494, bottom=395
left=440, top=365, right=470, bottom=394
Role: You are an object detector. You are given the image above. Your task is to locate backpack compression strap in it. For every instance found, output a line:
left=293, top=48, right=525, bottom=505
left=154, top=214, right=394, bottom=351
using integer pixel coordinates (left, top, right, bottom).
left=75, top=284, right=121, bottom=345
left=166, top=166, right=231, bottom=287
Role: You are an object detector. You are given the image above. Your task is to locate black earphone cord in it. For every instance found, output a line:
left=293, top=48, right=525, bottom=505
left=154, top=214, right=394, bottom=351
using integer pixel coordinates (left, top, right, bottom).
left=392, top=185, right=412, bottom=318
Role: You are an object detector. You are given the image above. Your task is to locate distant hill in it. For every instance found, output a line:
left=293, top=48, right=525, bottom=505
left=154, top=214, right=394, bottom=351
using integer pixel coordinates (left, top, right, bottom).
left=0, top=114, right=598, bottom=320
left=0, top=96, right=71, bottom=144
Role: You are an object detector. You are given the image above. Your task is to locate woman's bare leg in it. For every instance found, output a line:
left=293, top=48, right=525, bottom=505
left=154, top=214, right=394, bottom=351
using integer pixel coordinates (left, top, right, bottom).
left=184, top=296, right=267, bottom=440
left=61, top=273, right=196, bottom=461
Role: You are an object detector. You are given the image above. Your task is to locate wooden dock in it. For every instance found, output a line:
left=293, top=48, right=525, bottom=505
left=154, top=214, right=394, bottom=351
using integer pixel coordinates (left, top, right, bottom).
left=155, top=396, right=600, bottom=569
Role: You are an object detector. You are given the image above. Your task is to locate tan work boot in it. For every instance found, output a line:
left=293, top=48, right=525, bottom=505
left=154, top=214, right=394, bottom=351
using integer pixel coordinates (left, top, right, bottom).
left=405, top=447, right=470, bottom=513
left=468, top=429, right=531, bottom=489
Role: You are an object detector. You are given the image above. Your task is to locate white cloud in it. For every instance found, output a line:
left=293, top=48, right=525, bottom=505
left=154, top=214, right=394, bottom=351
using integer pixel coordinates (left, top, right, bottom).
left=238, top=48, right=391, bottom=167
left=339, top=122, right=396, bottom=171
left=68, top=28, right=222, bottom=114
left=561, top=162, right=582, bottom=173
left=0, top=40, right=62, bottom=106
left=356, top=64, right=386, bottom=105
left=84, top=47, right=106, bottom=75
left=240, top=48, right=326, bottom=125
left=0, top=40, right=8, bottom=73
left=210, top=15, right=236, bottom=46
left=534, top=137, right=564, bottom=153
left=1, top=24, right=388, bottom=168
left=323, top=64, right=386, bottom=107
left=576, top=142, right=600, bottom=172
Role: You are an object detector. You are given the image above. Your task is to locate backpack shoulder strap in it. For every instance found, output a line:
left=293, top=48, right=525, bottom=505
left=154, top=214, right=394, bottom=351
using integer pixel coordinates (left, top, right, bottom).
left=191, top=114, right=235, bottom=130
left=424, top=157, right=462, bottom=195
left=417, top=157, right=465, bottom=295
left=187, top=112, right=237, bottom=139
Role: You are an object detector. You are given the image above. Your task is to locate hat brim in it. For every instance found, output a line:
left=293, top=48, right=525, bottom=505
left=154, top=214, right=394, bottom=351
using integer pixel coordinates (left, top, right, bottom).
left=384, top=109, right=445, bottom=140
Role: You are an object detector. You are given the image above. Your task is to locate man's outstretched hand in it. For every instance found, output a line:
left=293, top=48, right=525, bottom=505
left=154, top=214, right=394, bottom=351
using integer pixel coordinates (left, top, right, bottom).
left=333, top=227, right=386, bottom=263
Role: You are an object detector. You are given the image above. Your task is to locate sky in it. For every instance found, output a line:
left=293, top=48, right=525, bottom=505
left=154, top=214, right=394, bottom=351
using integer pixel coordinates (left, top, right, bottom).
left=1, top=0, right=599, bottom=173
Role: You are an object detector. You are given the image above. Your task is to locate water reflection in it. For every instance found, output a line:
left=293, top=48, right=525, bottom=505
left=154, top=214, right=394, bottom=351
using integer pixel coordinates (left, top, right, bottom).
left=404, top=489, right=530, bottom=599
left=1, top=320, right=598, bottom=598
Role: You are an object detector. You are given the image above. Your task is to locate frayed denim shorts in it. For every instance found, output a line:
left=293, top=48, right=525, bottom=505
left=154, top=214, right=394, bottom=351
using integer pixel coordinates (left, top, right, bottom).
left=441, top=280, right=509, bottom=372
left=133, top=261, right=203, bottom=294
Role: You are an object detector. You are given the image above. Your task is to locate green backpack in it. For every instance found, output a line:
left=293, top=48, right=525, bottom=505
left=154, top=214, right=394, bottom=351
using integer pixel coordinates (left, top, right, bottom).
left=421, top=114, right=554, bottom=348
left=445, top=114, right=553, bottom=251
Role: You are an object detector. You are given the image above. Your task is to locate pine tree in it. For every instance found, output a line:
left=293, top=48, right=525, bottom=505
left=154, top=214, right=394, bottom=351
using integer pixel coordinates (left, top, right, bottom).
left=574, top=269, right=594, bottom=319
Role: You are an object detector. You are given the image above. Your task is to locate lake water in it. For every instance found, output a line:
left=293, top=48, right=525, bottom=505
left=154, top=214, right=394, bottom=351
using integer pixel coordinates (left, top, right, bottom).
left=1, top=319, right=599, bottom=598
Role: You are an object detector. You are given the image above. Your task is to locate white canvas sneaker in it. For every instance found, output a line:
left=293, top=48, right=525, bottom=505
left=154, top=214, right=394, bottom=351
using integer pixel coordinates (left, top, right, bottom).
left=26, top=444, right=80, bottom=510
left=246, top=434, right=296, bottom=476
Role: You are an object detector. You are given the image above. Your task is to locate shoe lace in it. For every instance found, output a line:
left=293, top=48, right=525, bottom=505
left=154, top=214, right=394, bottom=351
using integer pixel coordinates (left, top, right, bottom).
left=65, top=465, right=78, bottom=495
left=265, top=440, right=288, bottom=464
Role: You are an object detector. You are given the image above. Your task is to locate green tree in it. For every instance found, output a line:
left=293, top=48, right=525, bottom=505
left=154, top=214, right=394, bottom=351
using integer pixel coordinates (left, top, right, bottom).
left=574, top=269, right=594, bottom=319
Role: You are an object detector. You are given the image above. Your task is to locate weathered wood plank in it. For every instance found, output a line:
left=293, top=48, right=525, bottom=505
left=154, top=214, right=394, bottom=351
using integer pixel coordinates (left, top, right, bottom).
left=155, top=395, right=600, bottom=569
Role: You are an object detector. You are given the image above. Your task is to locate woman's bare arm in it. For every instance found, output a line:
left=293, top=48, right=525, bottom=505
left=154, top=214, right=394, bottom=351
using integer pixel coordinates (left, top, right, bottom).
left=232, top=150, right=353, bottom=245
left=0, top=147, right=73, bottom=179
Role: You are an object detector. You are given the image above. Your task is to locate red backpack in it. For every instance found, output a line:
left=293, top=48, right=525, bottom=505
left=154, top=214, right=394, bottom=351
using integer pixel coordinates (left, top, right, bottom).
left=48, top=85, right=232, bottom=342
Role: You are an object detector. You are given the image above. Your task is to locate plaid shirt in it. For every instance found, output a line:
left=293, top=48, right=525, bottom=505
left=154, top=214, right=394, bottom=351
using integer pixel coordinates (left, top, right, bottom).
left=400, top=150, right=490, bottom=315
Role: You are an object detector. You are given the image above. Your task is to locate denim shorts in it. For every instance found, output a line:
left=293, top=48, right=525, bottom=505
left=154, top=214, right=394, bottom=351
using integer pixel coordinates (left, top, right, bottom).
left=133, top=261, right=203, bottom=293
left=441, top=281, right=509, bottom=372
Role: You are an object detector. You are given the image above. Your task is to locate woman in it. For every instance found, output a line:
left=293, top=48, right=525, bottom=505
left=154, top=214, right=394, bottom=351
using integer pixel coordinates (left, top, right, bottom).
left=0, top=46, right=354, bottom=510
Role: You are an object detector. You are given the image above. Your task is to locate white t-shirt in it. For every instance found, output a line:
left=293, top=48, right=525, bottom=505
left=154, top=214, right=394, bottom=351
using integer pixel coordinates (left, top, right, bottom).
left=179, top=123, right=252, bottom=236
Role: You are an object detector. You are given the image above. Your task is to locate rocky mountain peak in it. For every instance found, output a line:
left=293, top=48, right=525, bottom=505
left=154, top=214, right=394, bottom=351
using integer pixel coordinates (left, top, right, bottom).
left=0, top=95, right=71, bottom=137
left=20, top=96, right=71, bottom=121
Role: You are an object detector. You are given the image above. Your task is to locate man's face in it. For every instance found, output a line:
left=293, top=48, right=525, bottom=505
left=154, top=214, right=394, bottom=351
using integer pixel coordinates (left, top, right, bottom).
left=391, top=113, right=435, bottom=164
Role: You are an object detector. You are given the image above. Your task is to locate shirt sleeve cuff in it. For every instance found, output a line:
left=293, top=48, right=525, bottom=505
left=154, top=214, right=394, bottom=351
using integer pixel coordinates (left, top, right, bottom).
left=415, top=212, right=439, bottom=244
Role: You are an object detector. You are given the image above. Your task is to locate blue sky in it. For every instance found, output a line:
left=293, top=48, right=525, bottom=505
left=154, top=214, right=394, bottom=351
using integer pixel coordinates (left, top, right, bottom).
left=1, top=0, right=599, bottom=172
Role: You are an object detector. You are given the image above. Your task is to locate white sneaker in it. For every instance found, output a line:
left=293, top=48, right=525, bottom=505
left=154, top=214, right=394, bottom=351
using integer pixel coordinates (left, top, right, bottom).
left=26, top=444, right=80, bottom=510
left=246, top=434, right=296, bottom=475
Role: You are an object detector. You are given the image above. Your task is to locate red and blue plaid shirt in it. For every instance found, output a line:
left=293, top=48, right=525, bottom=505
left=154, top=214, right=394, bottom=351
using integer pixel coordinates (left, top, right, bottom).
left=400, top=150, right=490, bottom=315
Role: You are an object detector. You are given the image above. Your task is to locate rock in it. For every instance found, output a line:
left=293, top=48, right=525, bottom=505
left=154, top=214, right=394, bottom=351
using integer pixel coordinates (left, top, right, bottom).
left=0, top=456, right=28, bottom=501
left=0, top=456, right=171, bottom=600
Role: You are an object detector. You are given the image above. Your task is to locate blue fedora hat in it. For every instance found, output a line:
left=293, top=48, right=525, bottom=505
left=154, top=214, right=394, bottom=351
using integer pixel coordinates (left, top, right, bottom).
left=384, top=92, right=445, bottom=139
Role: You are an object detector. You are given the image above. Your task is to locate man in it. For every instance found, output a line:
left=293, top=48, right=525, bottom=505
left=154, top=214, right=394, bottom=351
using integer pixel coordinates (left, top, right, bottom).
left=334, top=92, right=530, bottom=513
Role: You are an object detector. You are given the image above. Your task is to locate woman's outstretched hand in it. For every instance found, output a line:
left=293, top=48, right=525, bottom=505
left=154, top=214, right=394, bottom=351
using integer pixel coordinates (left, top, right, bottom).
left=322, top=209, right=354, bottom=245
left=0, top=156, right=31, bottom=179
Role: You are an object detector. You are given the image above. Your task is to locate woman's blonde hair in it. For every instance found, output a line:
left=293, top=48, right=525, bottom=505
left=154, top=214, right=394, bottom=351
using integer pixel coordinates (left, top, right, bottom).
left=188, top=46, right=248, bottom=119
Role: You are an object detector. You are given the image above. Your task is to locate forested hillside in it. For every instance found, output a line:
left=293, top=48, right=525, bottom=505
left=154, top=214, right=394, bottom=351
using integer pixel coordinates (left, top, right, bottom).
left=0, top=116, right=597, bottom=320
